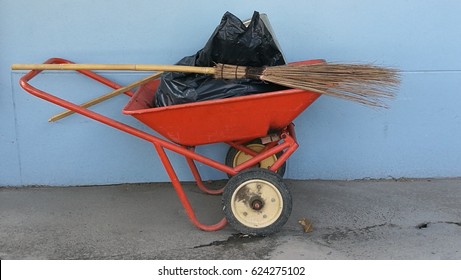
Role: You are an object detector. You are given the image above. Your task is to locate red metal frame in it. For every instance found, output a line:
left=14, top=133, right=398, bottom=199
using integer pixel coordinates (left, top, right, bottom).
left=18, top=57, right=301, bottom=232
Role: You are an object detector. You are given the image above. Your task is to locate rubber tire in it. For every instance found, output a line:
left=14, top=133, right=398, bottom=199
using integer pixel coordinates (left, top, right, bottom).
left=222, top=168, right=292, bottom=236
left=225, top=139, right=286, bottom=178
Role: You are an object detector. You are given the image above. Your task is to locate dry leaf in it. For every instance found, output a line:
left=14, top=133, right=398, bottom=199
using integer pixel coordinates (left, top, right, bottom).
left=298, top=218, right=314, bottom=233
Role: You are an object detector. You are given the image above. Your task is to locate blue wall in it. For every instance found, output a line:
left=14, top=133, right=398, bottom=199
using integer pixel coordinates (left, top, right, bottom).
left=1, top=0, right=461, bottom=186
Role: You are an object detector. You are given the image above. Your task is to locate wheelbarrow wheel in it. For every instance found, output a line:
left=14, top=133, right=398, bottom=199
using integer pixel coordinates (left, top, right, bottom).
left=225, top=139, right=286, bottom=177
left=222, top=168, right=292, bottom=236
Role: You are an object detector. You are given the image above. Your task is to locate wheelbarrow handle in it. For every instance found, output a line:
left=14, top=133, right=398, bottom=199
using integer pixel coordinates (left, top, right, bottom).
left=18, top=58, right=234, bottom=174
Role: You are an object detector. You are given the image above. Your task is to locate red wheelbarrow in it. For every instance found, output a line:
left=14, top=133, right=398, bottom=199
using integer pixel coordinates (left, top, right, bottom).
left=18, top=58, right=323, bottom=236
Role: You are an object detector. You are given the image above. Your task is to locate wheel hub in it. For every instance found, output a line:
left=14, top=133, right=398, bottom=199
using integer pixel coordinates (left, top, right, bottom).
left=250, top=198, right=264, bottom=210
left=230, top=179, right=283, bottom=228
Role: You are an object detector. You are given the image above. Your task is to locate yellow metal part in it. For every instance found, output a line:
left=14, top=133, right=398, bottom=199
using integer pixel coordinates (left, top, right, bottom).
left=232, top=143, right=277, bottom=170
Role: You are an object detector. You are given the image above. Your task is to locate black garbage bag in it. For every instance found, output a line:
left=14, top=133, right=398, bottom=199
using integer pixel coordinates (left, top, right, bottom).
left=154, top=11, right=287, bottom=107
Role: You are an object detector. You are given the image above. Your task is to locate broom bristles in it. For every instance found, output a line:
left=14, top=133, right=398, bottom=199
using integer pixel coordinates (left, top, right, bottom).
left=215, top=63, right=400, bottom=108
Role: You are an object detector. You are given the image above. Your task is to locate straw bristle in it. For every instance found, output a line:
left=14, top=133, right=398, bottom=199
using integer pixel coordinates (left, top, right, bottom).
left=261, top=63, right=400, bottom=107
left=215, top=63, right=400, bottom=108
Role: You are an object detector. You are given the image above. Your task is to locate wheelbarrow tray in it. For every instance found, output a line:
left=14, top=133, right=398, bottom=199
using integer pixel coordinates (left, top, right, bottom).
left=123, top=80, right=320, bottom=146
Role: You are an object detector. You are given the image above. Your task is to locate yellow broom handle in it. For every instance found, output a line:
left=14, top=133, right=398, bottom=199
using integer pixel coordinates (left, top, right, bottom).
left=48, top=72, right=163, bottom=122
left=12, top=63, right=216, bottom=75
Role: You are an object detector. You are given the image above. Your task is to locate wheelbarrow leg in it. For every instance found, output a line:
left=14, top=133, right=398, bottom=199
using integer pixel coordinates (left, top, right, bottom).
left=153, top=143, right=227, bottom=231
left=185, top=147, right=224, bottom=195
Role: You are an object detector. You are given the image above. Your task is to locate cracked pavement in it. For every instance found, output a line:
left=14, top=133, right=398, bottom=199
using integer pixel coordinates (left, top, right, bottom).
left=1, top=178, right=460, bottom=259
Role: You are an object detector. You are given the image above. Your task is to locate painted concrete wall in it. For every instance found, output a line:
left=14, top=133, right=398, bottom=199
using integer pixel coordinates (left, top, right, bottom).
left=1, top=0, right=460, bottom=186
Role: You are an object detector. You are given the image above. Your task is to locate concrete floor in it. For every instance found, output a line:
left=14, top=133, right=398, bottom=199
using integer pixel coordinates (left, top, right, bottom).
left=1, top=178, right=460, bottom=259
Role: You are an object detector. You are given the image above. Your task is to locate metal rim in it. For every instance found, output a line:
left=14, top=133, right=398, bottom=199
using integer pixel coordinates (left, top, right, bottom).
left=232, top=144, right=278, bottom=169
left=230, top=179, right=283, bottom=228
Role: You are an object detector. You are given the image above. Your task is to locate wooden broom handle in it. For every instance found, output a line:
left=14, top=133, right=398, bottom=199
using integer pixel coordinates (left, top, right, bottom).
left=48, top=72, right=163, bottom=122
left=12, top=63, right=216, bottom=75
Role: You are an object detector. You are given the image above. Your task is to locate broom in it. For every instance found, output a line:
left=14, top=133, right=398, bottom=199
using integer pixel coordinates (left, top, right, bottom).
left=12, top=62, right=400, bottom=107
